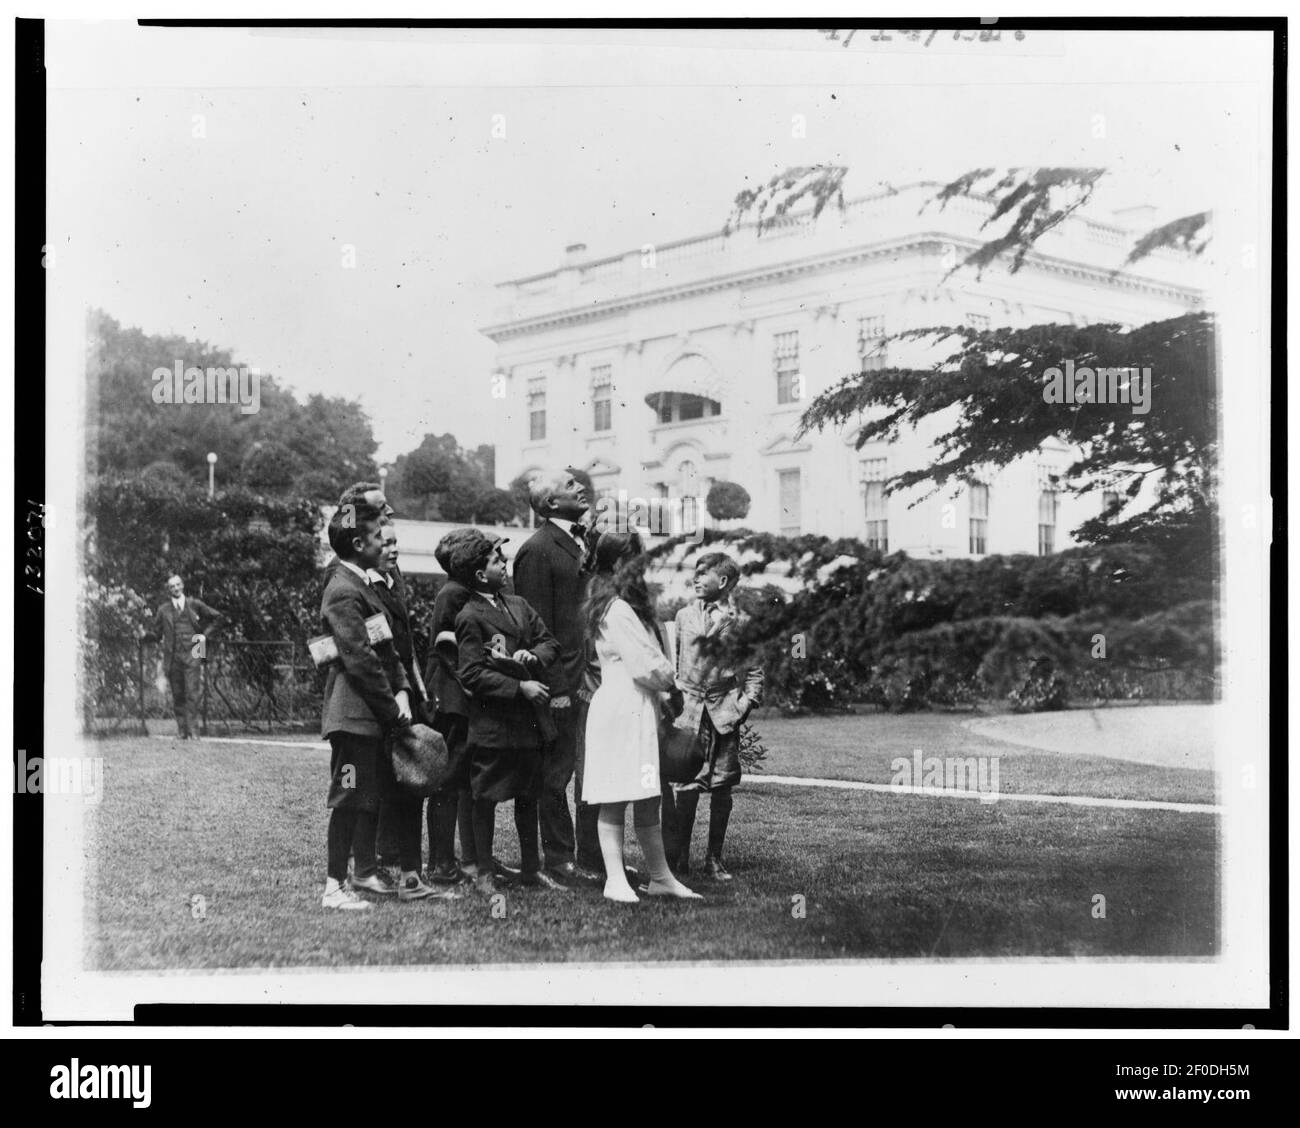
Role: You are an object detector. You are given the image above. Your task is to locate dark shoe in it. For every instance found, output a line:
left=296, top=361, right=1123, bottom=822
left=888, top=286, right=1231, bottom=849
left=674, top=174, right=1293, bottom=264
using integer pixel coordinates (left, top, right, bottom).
left=425, top=863, right=466, bottom=886
left=547, top=861, right=602, bottom=887
left=419, top=878, right=465, bottom=901
left=519, top=870, right=573, bottom=893
left=398, top=873, right=437, bottom=902
left=492, top=856, right=522, bottom=879
left=351, top=871, right=399, bottom=897
left=703, top=857, right=732, bottom=882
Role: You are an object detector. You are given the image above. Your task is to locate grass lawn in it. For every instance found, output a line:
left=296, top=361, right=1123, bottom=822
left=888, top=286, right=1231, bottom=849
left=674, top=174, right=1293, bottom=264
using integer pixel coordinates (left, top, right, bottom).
left=85, top=710, right=1217, bottom=969
left=753, top=709, right=1217, bottom=805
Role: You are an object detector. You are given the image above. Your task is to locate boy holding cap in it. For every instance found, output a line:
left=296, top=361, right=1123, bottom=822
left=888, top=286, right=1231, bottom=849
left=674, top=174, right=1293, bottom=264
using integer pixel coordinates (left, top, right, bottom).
left=451, top=530, right=567, bottom=895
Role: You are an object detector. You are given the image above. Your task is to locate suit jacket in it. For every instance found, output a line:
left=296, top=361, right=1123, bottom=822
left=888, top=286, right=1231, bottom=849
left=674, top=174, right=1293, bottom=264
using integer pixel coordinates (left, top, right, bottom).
left=372, top=567, right=428, bottom=706
left=319, top=564, right=412, bottom=739
left=426, top=577, right=474, bottom=717
left=674, top=598, right=764, bottom=735
left=455, top=591, right=560, bottom=750
left=511, top=519, right=593, bottom=698
left=150, top=597, right=222, bottom=668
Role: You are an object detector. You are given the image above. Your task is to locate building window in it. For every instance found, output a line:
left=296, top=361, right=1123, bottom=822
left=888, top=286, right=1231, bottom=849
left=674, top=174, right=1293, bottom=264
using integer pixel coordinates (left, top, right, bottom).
left=861, top=457, right=888, bottom=551
left=858, top=315, right=887, bottom=373
left=969, top=482, right=989, bottom=555
left=777, top=469, right=802, bottom=536
left=650, top=391, right=721, bottom=423
left=966, top=313, right=991, bottom=333
left=678, top=459, right=699, bottom=497
left=679, top=395, right=705, bottom=421
left=1037, top=488, right=1058, bottom=556
left=774, top=330, right=801, bottom=404
left=527, top=377, right=547, bottom=441
left=591, top=365, right=612, bottom=431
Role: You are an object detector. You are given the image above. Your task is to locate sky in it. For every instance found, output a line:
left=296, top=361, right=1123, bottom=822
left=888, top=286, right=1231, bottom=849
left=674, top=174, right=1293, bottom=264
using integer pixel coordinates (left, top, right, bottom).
left=47, top=24, right=1270, bottom=461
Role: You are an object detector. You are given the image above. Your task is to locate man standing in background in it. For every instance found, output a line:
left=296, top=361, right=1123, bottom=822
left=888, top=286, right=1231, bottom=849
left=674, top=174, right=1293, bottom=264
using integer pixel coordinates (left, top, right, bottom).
left=149, top=574, right=222, bottom=740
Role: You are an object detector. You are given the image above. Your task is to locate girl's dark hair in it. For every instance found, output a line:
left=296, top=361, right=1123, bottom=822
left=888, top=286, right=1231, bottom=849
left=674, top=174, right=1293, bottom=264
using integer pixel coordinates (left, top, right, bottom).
left=582, top=531, right=658, bottom=642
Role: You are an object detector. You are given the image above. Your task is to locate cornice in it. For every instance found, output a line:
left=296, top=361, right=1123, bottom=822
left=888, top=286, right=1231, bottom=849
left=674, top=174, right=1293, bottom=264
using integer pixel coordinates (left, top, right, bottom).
left=482, top=236, right=1204, bottom=342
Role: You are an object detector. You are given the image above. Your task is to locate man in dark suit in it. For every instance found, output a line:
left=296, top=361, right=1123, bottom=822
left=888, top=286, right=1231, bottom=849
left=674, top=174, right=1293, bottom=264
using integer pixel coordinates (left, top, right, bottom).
left=148, top=574, right=222, bottom=740
left=319, top=501, right=434, bottom=909
left=511, top=468, right=602, bottom=886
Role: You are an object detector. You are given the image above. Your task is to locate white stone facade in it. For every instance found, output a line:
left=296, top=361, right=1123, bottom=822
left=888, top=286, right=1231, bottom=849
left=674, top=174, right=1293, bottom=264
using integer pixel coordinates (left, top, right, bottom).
left=482, top=182, right=1205, bottom=557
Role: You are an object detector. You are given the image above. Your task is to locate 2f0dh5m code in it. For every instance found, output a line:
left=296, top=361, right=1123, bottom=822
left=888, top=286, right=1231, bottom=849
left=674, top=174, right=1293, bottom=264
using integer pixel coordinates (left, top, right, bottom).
left=1117, top=1065, right=1250, bottom=1079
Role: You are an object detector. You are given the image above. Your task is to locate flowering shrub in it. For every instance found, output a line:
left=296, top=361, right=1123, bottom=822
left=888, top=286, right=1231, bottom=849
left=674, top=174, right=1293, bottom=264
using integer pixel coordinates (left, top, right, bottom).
left=651, top=530, right=1215, bottom=713
left=79, top=575, right=154, bottom=728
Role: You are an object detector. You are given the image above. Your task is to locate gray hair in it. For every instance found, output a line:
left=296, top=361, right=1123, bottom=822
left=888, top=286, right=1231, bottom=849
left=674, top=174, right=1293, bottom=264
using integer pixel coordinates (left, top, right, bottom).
left=527, top=467, right=576, bottom=516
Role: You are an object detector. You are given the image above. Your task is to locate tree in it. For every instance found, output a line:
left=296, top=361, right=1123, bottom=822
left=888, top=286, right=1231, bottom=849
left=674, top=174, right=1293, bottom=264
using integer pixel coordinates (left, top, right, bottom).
left=241, top=441, right=297, bottom=492
left=706, top=480, right=751, bottom=521
left=86, top=310, right=378, bottom=492
left=388, top=432, right=497, bottom=521
left=509, top=472, right=537, bottom=525
left=725, top=164, right=1211, bottom=274
left=726, top=165, right=1217, bottom=557
left=139, top=460, right=189, bottom=490
left=724, top=164, right=848, bottom=236
left=799, top=314, right=1216, bottom=563
left=272, top=392, right=379, bottom=489
left=85, top=475, right=325, bottom=643
left=294, top=468, right=346, bottom=504
left=473, top=487, right=519, bottom=525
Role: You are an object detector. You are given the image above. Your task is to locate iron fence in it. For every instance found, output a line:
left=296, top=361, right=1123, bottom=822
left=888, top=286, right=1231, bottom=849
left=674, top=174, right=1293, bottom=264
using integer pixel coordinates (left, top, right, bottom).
left=83, top=637, right=325, bottom=735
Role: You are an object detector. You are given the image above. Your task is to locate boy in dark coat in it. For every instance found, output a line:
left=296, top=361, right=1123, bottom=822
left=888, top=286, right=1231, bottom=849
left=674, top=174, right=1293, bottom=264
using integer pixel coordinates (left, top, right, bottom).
left=422, top=528, right=480, bottom=884
left=452, top=531, right=567, bottom=896
left=370, top=523, right=454, bottom=900
left=319, top=501, right=425, bottom=909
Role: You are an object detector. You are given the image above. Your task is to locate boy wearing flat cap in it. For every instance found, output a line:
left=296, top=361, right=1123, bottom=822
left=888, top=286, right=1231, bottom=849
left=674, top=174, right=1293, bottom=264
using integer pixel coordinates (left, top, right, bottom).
left=452, top=530, right=567, bottom=895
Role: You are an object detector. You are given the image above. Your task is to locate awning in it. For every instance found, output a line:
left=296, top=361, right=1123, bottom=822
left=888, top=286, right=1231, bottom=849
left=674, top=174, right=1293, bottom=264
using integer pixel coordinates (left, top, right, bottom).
left=643, top=352, right=729, bottom=407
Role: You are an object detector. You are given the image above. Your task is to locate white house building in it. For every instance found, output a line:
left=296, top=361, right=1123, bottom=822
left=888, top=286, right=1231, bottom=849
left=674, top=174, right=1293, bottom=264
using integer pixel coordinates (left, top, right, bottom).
left=481, top=182, right=1205, bottom=558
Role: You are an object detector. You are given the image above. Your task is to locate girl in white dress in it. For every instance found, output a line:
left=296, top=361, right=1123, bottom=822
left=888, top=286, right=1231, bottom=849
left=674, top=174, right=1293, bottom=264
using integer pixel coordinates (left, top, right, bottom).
left=581, top=532, right=701, bottom=903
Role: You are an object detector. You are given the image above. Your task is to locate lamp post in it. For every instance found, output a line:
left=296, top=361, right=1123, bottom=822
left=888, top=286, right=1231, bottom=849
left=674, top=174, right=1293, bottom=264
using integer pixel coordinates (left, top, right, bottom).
left=206, top=452, right=217, bottom=499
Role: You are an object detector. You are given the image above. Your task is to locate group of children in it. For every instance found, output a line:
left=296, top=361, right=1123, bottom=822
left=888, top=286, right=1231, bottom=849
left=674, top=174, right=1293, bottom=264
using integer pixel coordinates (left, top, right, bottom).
left=319, top=482, right=762, bottom=910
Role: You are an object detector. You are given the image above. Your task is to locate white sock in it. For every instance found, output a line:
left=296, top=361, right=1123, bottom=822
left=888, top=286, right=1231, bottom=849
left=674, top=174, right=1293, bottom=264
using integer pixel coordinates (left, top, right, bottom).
left=598, top=807, right=634, bottom=895
left=634, top=822, right=686, bottom=889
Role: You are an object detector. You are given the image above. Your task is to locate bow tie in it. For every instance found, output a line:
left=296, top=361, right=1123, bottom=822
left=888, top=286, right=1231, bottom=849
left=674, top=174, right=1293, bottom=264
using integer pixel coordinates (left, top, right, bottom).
left=570, top=523, right=588, bottom=541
